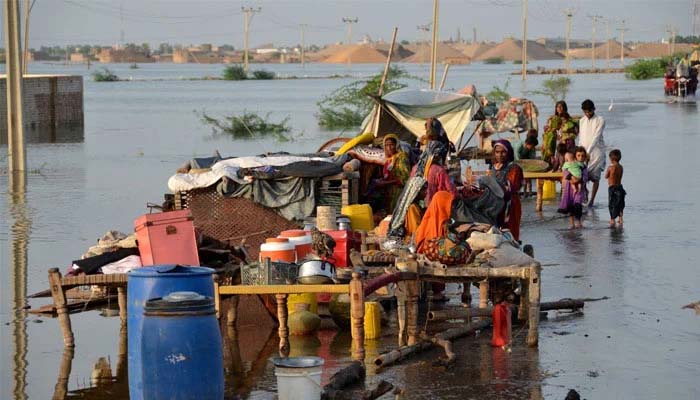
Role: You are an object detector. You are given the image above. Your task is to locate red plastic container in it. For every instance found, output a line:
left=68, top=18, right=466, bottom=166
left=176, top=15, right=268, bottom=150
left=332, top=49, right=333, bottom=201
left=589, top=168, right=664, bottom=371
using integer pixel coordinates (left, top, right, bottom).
left=491, top=302, right=512, bottom=348
left=134, top=210, right=200, bottom=266
left=319, top=230, right=361, bottom=268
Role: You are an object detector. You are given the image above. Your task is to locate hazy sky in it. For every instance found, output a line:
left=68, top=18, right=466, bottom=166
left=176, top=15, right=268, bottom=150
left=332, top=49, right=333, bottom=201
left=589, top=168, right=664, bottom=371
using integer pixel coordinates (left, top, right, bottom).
left=16, top=0, right=699, bottom=48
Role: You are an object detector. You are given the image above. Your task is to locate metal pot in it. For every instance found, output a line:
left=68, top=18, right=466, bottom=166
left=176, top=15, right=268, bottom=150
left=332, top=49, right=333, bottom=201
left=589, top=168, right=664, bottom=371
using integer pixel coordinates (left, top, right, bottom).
left=336, top=216, right=352, bottom=231
left=297, top=259, right=336, bottom=284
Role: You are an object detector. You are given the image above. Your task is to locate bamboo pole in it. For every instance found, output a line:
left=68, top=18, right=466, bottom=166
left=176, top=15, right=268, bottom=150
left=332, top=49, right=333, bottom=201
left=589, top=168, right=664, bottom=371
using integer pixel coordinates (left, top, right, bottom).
left=429, top=0, right=439, bottom=89
left=427, top=299, right=585, bottom=322
left=349, top=272, right=365, bottom=363
left=377, top=27, right=398, bottom=97
left=373, top=319, right=491, bottom=369
left=48, top=268, right=74, bottom=347
left=438, top=63, right=450, bottom=90
left=275, top=294, right=290, bottom=357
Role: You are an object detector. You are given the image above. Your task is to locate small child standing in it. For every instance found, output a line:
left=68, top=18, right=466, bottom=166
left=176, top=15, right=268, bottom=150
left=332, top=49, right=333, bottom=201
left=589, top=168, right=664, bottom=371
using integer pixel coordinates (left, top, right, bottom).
left=562, top=151, right=584, bottom=193
left=605, top=149, right=626, bottom=227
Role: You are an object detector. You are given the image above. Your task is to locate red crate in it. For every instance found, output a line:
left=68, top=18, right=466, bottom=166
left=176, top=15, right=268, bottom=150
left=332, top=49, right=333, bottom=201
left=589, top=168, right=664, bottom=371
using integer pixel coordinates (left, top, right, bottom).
left=134, top=210, right=200, bottom=266
left=322, top=230, right=361, bottom=269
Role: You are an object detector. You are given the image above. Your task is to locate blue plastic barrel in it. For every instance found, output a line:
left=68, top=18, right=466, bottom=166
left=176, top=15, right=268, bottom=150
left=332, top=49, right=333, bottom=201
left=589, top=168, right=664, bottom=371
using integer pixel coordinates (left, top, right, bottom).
left=127, top=265, right=215, bottom=400
left=140, top=292, right=224, bottom=400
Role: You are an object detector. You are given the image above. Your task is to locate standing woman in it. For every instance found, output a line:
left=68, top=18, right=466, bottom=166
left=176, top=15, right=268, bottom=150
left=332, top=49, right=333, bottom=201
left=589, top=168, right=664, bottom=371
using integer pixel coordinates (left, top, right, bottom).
left=578, top=99, right=606, bottom=207
left=372, top=134, right=410, bottom=212
left=542, top=101, right=567, bottom=166
left=490, top=140, right=524, bottom=241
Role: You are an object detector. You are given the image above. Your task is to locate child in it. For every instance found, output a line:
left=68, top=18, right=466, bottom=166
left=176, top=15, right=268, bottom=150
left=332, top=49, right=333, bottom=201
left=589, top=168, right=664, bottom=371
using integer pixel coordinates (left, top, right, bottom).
left=562, top=151, right=584, bottom=193
left=558, top=147, right=588, bottom=229
left=605, top=149, right=626, bottom=227
left=550, top=142, right=568, bottom=172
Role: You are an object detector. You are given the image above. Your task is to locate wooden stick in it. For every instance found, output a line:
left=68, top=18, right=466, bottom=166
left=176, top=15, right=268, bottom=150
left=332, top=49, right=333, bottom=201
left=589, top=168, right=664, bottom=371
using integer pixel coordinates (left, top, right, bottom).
left=377, top=27, right=398, bottom=97
left=396, top=300, right=407, bottom=346
left=374, top=319, right=491, bottom=369
left=536, top=178, right=545, bottom=211
left=405, top=279, right=420, bottom=345
left=518, top=278, right=529, bottom=321
left=427, top=299, right=585, bottom=322
left=117, top=286, right=127, bottom=329
left=349, top=272, right=366, bottom=363
left=478, top=279, right=489, bottom=319
left=48, top=268, right=74, bottom=348
left=526, top=264, right=541, bottom=347
left=321, top=361, right=366, bottom=400
left=51, top=347, right=74, bottom=400
left=275, top=294, right=290, bottom=357
left=226, top=295, right=240, bottom=328
left=219, top=284, right=349, bottom=295
left=438, top=63, right=450, bottom=90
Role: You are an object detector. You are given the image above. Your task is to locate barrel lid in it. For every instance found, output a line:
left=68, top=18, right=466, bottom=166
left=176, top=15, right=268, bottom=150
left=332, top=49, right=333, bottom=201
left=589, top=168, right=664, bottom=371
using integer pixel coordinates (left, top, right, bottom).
left=129, top=265, right=214, bottom=277
left=144, top=291, right=214, bottom=313
left=266, top=238, right=290, bottom=243
left=270, top=356, right=324, bottom=368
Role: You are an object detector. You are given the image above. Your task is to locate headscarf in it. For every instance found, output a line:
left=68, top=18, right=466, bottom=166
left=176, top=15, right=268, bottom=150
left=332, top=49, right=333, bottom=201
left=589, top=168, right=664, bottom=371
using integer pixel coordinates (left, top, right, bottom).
left=383, top=133, right=400, bottom=150
left=413, top=140, right=448, bottom=178
left=492, top=139, right=515, bottom=165
left=555, top=100, right=568, bottom=116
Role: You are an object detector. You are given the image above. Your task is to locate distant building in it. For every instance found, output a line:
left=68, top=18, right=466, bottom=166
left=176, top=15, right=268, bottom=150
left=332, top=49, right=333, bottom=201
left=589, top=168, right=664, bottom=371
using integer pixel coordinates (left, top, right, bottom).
left=98, top=48, right=154, bottom=63
left=173, top=48, right=224, bottom=64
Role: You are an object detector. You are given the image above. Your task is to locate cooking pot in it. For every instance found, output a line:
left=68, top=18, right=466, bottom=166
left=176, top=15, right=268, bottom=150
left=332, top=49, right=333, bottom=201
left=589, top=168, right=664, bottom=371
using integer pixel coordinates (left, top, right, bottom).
left=297, top=259, right=336, bottom=284
left=336, top=215, right=352, bottom=231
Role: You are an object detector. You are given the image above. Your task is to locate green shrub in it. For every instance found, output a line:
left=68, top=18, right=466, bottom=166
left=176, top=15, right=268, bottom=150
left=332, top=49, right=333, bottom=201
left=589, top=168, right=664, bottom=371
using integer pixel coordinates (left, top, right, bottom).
left=92, top=68, right=119, bottom=82
left=199, top=110, right=291, bottom=142
left=513, top=59, right=523, bottom=65
left=316, top=66, right=421, bottom=129
left=251, top=70, right=275, bottom=80
left=486, top=78, right=512, bottom=104
left=625, top=58, right=667, bottom=80
left=222, top=65, right=247, bottom=81
left=484, top=57, right=504, bottom=64
left=527, top=76, right=572, bottom=104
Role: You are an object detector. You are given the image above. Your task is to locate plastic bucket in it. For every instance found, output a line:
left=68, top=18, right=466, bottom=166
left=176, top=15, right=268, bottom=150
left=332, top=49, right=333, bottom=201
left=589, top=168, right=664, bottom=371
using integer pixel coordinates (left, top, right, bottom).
left=272, top=357, right=324, bottom=400
left=260, top=238, right=296, bottom=262
left=542, top=180, right=556, bottom=200
left=127, top=265, right=215, bottom=400
left=364, top=301, right=382, bottom=340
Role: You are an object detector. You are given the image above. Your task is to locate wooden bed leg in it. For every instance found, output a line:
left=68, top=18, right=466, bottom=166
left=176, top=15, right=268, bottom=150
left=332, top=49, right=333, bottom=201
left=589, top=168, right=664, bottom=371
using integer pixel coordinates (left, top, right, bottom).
left=350, top=272, right=365, bottom=363
left=536, top=178, right=544, bottom=211
left=226, top=296, right=240, bottom=328
left=275, top=294, right=290, bottom=357
left=479, top=279, right=490, bottom=319
left=214, top=280, right=221, bottom=319
left=396, top=300, right=407, bottom=346
left=52, top=347, right=74, bottom=400
left=518, top=279, right=529, bottom=321
left=117, top=286, right=127, bottom=329
left=526, top=264, right=541, bottom=347
left=48, top=268, right=74, bottom=348
left=406, top=279, right=419, bottom=346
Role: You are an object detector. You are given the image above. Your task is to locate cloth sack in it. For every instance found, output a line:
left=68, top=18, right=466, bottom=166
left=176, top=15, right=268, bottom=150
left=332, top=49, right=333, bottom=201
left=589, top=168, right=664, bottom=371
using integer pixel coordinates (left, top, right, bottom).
left=467, top=231, right=504, bottom=251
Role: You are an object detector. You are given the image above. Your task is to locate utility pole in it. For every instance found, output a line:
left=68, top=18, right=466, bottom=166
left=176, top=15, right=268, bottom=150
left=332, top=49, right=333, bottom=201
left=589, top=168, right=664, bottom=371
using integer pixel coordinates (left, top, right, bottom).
left=430, top=0, right=439, bottom=89
left=693, top=0, right=699, bottom=37
left=473, top=27, right=477, bottom=44
left=299, top=24, right=307, bottom=67
left=605, top=18, right=611, bottom=70
left=4, top=0, right=26, bottom=174
left=521, top=0, right=528, bottom=80
left=242, top=6, right=261, bottom=73
left=22, top=0, right=35, bottom=75
left=617, top=20, right=629, bottom=67
left=563, top=9, right=574, bottom=74
left=588, top=14, right=602, bottom=70
left=417, top=23, right=431, bottom=64
left=666, top=25, right=676, bottom=55
left=342, top=17, right=358, bottom=67
left=119, top=2, right=125, bottom=48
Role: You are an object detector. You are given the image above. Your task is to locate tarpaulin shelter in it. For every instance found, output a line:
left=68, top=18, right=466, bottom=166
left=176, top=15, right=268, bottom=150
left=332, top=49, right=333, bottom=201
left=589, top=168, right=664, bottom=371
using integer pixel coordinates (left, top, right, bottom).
left=360, top=88, right=480, bottom=146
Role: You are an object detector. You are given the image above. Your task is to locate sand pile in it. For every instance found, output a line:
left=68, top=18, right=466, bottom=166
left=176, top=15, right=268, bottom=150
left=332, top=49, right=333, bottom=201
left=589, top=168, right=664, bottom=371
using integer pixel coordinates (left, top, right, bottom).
left=566, top=40, right=630, bottom=59
left=401, top=42, right=471, bottom=64
left=373, top=43, right=415, bottom=61
left=627, top=43, right=695, bottom=58
left=321, top=44, right=412, bottom=63
left=476, top=38, right=562, bottom=61
left=453, top=42, right=495, bottom=59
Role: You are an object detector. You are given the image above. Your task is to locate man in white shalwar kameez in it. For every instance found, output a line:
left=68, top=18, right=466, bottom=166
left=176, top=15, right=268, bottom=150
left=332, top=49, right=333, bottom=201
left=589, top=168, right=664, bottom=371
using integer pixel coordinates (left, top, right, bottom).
left=578, top=99, right=606, bottom=207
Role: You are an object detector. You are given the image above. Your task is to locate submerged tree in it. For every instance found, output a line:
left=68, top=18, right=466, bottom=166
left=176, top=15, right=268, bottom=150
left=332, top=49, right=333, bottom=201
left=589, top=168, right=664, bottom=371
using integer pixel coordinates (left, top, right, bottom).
left=527, top=76, right=572, bottom=104
left=316, top=66, right=419, bottom=130
left=199, top=110, right=291, bottom=142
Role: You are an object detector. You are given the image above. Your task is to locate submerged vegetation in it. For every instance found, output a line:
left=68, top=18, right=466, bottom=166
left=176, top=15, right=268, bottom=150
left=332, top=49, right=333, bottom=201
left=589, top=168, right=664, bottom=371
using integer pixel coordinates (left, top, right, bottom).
left=316, top=66, right=419, bottom=129
left=484, top=57, right=505, bottom=65
left=527, top=76, right=572, bottom=104
left=92, top=68, right=119, bottom=82
left=486, top=78, right=512, bottom=104
left=251, top=69, right=276, bottom=80
left=625, top=53, right=687, bottom=80
left=199, top=110, right=291, bottom=142
left=222, top=65, right=277, bottom=81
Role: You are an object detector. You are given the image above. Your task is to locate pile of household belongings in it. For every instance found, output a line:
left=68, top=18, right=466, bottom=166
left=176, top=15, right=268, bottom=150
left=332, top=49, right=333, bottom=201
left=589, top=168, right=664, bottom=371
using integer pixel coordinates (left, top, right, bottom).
left=476, top=97, right=539, bottom=140
left=168, top=152, right=352, bottom=221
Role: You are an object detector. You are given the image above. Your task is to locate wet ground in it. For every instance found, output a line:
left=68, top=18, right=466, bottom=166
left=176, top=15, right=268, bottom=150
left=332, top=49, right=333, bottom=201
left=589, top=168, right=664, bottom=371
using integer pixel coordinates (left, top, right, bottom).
left=1, top=60, right=700, bottom=399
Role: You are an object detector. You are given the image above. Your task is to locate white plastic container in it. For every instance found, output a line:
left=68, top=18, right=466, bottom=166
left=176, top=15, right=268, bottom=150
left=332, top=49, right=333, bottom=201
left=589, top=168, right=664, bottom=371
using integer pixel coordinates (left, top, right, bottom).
left=272, top=356, right=324, bottom=400
left=260, top=238, right=296, bottom=262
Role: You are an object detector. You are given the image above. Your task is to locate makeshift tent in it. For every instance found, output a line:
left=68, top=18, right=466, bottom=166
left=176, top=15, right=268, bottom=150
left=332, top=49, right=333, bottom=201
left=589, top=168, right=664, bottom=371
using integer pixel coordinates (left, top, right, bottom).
left=361, top=88, right=480, bottom=145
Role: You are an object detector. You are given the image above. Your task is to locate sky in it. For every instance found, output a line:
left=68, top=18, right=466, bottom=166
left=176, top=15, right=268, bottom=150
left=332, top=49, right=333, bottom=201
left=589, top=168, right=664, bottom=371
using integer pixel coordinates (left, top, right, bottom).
left=10, top=0, right=699, bottom=49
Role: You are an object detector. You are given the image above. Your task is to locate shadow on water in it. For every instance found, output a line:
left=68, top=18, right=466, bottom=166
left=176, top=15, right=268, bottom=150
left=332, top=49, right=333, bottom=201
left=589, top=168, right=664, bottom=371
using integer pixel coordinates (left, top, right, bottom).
left=0, top=126, right=84, bottom=145
left=8, top=171, right=30, bottom=400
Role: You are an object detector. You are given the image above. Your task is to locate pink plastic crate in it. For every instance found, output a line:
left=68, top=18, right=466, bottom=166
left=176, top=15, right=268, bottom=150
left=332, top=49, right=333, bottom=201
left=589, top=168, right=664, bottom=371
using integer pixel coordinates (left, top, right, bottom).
left=134, top=210, right=200, bottom=266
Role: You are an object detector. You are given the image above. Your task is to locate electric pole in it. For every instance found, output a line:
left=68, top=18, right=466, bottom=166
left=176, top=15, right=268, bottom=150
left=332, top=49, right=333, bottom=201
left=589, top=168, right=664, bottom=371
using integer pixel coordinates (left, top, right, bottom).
left=120, top=2, right=125, bottom=48
left=430, top=0, right=439, bottom=89
left=563, top=9, right=574, bottom=74
left=617, top=20, right=629, bottom=67
left=693, top=0, right=699, bottom=37
left=666, top=25, right=676, bottom=55
left=342, top=17, right=358, bottom=67
left=22, top=0, right=35, bottom=75
left=588, top=14, right=602, bottom=70
left=4, top=0, right=26, bottom=174
left=605, top=18, right=611, bottom=70
left=242, top=6, right=261, bottom=73
left=300, top=24, right=307, bottom=67
left=521, top=0, right=528, bottom=80
left=417, top=23, right=431, bottom=64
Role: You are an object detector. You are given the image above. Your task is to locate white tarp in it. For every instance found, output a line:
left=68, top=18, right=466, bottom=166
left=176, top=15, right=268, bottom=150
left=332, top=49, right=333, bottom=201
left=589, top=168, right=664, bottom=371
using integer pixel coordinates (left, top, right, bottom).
left=168, top=155, right=334, bottom=192
left=362, top=88, right=480, bottom=144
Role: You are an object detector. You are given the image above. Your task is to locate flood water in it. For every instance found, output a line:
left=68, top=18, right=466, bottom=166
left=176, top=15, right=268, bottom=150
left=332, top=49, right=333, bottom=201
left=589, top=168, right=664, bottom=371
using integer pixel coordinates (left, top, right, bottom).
left=1, top=59, right=699, bottom=399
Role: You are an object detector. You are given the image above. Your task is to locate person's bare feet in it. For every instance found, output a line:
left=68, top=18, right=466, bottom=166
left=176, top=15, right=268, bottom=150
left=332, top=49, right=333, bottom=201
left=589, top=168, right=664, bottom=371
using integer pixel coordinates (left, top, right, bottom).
left=575, top=222, right=583, bottom=229
left=609, top=220, right=616, bottom=228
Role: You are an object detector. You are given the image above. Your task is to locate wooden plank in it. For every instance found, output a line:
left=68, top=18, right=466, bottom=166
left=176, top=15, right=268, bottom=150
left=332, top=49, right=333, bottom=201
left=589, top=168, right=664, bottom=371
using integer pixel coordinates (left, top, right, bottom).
left=418, top=265, right=533, bottom=280
left=61, top=273, right=128, bottom=288
left=49, top=268, right=74, bottom=347
left=524, top=171, right=562, bottom=179
left=218, top=284, right=350, bottom=295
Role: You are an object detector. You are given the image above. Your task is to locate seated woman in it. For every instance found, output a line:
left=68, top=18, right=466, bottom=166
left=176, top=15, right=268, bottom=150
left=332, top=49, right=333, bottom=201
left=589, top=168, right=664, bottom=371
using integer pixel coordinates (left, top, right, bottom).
left=421, top=117, right=455, bottom=152
left=410, top=141, right=457, bottom=208
left=490, top=140, right=524, bottom=241
left=369, top=134, right=410, bottom=213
